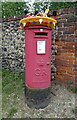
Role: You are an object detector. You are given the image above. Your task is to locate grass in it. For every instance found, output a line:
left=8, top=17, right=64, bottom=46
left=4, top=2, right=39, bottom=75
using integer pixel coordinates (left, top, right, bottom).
left=8, top=107, right=17, bottom=118
left=2, top=69, right=25, bottom=118
left=72, top=107, right=77, bottom=114
left=67, top=86, right=77, bottom=93
left=2, top=69, right=25, bottom=94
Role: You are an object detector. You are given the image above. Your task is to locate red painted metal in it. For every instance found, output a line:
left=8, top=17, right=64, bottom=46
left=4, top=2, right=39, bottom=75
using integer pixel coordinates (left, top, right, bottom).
left=25, top=26, right=52, bottom=89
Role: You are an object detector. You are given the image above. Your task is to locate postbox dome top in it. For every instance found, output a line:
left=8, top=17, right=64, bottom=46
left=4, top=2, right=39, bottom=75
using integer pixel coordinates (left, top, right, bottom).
left=20, top=16, right=57, bottom=29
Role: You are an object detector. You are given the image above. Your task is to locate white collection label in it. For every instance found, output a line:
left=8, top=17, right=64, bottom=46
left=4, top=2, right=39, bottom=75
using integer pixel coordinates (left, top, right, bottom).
left=37, top=40, right=45, bottom=54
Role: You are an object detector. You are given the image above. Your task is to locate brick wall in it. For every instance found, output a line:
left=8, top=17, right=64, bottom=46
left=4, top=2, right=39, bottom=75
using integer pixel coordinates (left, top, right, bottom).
left=54, top=7, right=77, bottom=86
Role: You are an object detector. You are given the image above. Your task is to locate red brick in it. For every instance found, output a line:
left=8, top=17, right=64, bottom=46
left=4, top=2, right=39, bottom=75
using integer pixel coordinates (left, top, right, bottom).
left=62, top=46, right=74, bottom=50
left=74, top=71, right=77, bottom=75
left=65, top=42, right=76, bottom=45
left=73, top=65, right=77, bottom=68
left=55, top=74, right=64, bottom=80
left=67, top=49, right=76, bottom=53
left=68, top=60, right=75, bottom=64
left=76, top=53, right=77, bottom=57
left=55, top=42, right=65, bottom=46
left=55, top=38, right=61, bottom=41
left=54, top=59, right=69, bottom=66
left=61, top=52, right=74, bottom=57
left=55, top=74, right=75, bottom=86
left=61, top=38, right=76, bottom=42
left=56, top=62, right=75, bottom=68
left=58, top=46, right=63, bottom=49
left=66, top=70, right=75, bottom=75
left=73, top=66, right=76, bottom=71
left=61, top=66, right=72, bottom=71
left=63, top=75, right=75, bottom=82
left=75, top=76, right=77, bottom=82
left=75, top=61, right=77, bottom=64
left=54, top=77, right=65, bottom=84
left=75, top=30, right=77, bottom=34
left=55, top=55, right=65, bottom=60
left=67, top=26, right=76, bottom=31
left=57, top=48, right=67, bottom=53
left=58, top=69, right=67, bottom=74
left=65, top=56, right=76, bottom=60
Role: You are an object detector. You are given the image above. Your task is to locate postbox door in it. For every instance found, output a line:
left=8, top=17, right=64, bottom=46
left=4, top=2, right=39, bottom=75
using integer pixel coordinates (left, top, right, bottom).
left=25, top=27, right=52, bottom=89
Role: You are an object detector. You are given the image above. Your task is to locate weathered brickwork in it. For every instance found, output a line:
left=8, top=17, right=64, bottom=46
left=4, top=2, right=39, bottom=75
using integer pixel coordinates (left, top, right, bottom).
left=1, top=7, right=77, bottom=86
left=54, top=7, right=77, bottom=86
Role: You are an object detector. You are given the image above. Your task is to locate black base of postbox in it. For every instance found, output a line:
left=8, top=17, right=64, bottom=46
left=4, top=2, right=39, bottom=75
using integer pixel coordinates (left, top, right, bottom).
left=24, top=86, right=51, bottom=109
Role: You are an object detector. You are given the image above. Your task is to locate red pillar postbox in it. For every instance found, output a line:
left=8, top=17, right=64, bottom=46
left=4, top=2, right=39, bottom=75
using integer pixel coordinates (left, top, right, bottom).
left=20, top=17, right=57, bottom=109
left=25, top=26, right=52, bottom=89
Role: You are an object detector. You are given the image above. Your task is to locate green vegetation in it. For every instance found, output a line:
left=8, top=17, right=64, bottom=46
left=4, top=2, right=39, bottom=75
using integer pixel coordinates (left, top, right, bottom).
left=72, top=107, right=77, bottom=114
left=2, top=69, right=25, bottom=94
left=1, top=2, right=77, bottom=18
left=2, top=69, right=25, bottom=117
left=8, top=107, right=17, bottom=117
left=2, top=2, right=28, bottom=18
left=33, top=2, right=77, bottom=11
left=67, top=86, right=77, bottom=93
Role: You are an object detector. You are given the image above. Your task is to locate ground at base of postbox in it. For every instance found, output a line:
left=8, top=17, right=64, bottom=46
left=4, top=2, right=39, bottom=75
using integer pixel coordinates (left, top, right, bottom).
left=2, top=69, right=76, bottom=118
